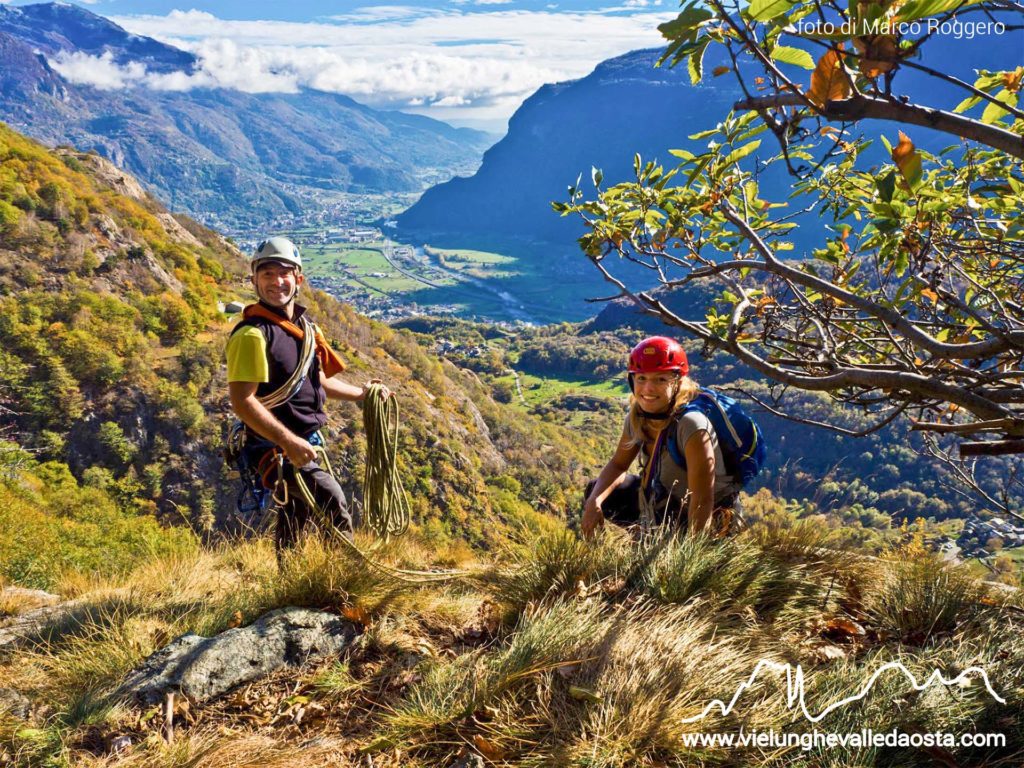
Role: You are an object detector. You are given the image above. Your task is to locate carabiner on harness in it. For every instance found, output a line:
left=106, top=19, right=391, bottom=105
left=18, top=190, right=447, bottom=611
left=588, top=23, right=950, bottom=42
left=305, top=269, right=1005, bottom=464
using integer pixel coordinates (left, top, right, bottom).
left=271, top=452, right=289, bottom=507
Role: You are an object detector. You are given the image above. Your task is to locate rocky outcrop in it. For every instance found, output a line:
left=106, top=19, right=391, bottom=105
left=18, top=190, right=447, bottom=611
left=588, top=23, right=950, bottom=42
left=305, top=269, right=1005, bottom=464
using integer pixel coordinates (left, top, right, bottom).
left=116, top=608, right=358, bottom=705
left=0, top=596, right=89, bottom=653
left=0, top=688, right=30, bottom=720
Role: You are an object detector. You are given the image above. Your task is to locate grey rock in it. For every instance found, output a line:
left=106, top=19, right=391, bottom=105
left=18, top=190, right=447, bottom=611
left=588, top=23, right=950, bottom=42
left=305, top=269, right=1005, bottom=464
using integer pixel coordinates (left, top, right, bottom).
left=0, top=598, right=89, bottom=653
left=0, top=587, right=60, bottom=609
left=116, top=607, right=358, bottom=705
left=0, top=688, right=30, bottom=719
left=449, top=754, right=485, bottom=768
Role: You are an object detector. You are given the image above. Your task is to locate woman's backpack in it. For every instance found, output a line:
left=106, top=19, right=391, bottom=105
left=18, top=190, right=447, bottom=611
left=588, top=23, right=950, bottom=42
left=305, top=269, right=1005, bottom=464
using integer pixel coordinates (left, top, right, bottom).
left=665, top=388, right=767, bottom=487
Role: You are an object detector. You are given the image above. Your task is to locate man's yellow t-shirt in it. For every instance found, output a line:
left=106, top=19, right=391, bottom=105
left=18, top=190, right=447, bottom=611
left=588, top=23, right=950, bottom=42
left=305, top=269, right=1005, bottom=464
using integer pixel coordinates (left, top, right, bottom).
left=225, top=326, right=270, bottom=383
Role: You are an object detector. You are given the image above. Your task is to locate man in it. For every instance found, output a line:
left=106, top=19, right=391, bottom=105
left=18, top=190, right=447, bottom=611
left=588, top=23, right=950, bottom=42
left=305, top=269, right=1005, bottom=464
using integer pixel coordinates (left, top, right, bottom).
left=226, top=236, right=386, bottom=552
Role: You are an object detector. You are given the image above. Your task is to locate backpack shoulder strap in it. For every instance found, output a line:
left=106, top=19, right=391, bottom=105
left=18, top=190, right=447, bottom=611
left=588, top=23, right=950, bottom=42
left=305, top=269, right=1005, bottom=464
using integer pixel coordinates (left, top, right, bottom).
left=664, top=407, right=690, bottom=470
left=664, top=391, right=727, bottom=470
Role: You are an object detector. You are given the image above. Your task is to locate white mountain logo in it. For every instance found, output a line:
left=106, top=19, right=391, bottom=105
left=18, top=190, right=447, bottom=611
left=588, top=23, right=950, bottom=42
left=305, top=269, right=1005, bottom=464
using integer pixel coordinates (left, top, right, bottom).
left=681, top=660, right=1006, bottom=724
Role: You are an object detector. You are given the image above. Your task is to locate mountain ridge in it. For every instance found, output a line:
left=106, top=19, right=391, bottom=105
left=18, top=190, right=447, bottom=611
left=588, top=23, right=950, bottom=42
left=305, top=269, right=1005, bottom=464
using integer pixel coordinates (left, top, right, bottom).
left=0, top=2, right=492, bottom=228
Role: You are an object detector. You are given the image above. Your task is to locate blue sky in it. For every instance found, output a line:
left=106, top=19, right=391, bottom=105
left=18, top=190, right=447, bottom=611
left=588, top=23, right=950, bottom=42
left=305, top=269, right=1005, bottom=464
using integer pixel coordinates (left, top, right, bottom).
left=17, top=0, right=680, bottom=132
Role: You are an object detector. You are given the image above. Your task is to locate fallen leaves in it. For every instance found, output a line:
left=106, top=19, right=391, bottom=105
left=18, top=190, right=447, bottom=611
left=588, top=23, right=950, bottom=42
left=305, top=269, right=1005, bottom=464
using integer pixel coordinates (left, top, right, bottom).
left=473, top=733, right=506, bottom=760
left=341, top=602, right=371, bottom=628
left=821, top=617, right=868, bottom=643
left=463, top=599, right=502, bottom=643
left=809, top=643, right=848, bottom=663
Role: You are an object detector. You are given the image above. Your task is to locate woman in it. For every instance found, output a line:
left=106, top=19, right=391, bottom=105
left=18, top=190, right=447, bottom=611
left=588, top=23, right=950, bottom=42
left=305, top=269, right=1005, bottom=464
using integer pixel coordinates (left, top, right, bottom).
left=582, top=336, right=740, bottom=538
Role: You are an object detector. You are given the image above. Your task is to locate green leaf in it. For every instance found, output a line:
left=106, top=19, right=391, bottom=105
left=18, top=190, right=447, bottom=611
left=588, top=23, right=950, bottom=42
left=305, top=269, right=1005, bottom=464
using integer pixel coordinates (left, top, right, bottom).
left=876, top=170, right=897, bottom=203
left=569, top=686, right=604, bottom=703
left=658, top=7, right=713, bottom=41
left=669, top=148, right=696, bottom=161
left=592, top=166, right=603, bottom=187
left=724, top=139, right=762, bottom=166
left=769, top=45, right=815, bottom=70
left=688, top=39, right=710, bottom=84
left=953, top=95, right=982, bottom=114
left=895, top=0, right=982, bottom=23
left=689, top=127, right=719, bottom=141
left=686, top=154, right=714, bottom=185
left=893, top=249, right=909, bottom=276
left=748, top=0, right=796, bottom=21
left=981, top=90, right=1017, bottom=125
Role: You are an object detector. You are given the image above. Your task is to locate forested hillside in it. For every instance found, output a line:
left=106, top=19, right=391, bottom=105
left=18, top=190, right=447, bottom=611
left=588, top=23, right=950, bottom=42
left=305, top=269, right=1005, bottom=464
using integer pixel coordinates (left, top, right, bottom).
left=396, top=316, right=1024, bottom=564
left=0, top=122, right=603, bottom=589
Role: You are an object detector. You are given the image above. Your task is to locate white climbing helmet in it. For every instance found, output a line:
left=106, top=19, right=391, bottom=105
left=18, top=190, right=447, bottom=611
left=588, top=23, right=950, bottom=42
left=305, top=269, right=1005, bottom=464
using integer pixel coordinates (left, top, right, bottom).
left=251, top=236, right=302, bottom=273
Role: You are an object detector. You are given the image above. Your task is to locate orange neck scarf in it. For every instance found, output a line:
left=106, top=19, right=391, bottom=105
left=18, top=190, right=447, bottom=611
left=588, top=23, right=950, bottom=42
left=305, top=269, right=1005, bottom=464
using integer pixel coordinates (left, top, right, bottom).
left=243, top=303, right=346, bottom=379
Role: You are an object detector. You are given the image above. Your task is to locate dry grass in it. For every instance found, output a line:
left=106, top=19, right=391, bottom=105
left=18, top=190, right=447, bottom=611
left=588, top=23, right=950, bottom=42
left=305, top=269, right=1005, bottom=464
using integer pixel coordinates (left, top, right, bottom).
left=0, top=587, right=59, bottom=618
left=1, top=526, right=1021, bottom=767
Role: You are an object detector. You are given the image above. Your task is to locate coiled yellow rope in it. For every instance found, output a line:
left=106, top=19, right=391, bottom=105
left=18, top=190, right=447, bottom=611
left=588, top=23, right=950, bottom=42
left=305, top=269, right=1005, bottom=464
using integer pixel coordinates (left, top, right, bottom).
left=286, top=384, right=467, bottom=583
left=361, top=382, right=411, bottom=541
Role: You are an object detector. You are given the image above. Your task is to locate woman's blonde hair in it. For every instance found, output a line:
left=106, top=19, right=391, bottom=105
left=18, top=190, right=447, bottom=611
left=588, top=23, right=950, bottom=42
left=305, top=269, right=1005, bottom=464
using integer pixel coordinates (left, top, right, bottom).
left=626, top=375, right=700, bottom=448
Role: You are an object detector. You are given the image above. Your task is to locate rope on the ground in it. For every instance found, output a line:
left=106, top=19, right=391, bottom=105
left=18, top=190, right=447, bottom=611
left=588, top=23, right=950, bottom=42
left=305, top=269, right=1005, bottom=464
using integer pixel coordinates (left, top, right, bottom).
left=289, top=454, right=465, bottom=583
left=361, top=382, right=412, bottom=541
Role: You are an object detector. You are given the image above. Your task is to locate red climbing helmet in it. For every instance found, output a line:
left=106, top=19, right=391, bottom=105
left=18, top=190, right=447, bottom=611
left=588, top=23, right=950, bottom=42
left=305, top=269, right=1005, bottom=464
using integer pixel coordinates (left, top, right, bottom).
left=628, top=336, right=688, bottom=377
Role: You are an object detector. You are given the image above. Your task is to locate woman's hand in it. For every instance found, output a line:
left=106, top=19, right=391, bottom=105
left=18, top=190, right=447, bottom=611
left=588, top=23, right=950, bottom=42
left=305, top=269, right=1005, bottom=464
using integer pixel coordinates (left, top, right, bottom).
left=582, top=495, right=605, bottom=539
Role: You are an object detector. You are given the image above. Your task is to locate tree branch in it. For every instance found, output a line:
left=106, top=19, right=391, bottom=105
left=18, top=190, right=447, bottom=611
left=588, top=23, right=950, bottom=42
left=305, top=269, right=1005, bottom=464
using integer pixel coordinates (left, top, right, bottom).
left=737, top=386, right=910, bottom=436
left=734, top=94, right=1024, bottom=159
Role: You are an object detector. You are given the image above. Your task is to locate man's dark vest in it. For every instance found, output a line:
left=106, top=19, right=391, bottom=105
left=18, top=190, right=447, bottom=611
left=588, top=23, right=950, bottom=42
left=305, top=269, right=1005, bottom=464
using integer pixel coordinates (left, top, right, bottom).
left=230, top=303, right=327, bottom=438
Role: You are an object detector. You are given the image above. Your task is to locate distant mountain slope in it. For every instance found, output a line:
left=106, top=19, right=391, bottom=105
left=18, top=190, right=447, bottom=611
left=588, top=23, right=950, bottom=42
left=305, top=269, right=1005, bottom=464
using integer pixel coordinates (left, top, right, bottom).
left=0, top=3, right=491, bottom=228
left=397, top=35, right=1021, bottom=260
left=0, top=0, right=197, bottom=72
left=396, top=48, right=736, bottom=249
left=0, top=122, right=600, bottom=577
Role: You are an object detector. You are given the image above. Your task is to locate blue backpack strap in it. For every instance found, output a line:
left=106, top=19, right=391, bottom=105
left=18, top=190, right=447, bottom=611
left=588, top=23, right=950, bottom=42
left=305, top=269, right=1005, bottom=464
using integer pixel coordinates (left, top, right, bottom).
left=664, top=390, right=741, bottom=477
left=665, top=411, right=686, bottom=470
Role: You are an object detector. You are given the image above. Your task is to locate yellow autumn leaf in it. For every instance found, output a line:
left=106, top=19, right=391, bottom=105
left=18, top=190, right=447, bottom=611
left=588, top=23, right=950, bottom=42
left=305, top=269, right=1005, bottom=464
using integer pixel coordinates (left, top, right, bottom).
left=853, top=35, right=899, bottom=78
left=808, top=48, right=851, bottom=108
left=920, top=287, right=938, bottom=304
left=892, top=131, right=923, bottom=190
left=1003, top=66, right=1024, bottom=93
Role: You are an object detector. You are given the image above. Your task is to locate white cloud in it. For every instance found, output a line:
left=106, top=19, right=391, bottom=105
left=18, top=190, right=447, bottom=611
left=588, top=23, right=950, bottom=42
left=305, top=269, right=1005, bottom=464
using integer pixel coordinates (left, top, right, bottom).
left=329, top=6, right=443, bottom=22
left=49, top=50, right=147, bottom=90
left=99, top=8, right=676, bottom=128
